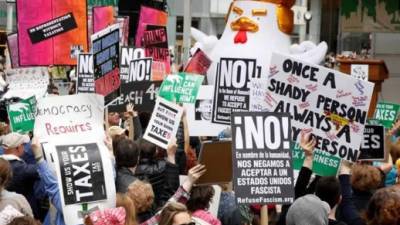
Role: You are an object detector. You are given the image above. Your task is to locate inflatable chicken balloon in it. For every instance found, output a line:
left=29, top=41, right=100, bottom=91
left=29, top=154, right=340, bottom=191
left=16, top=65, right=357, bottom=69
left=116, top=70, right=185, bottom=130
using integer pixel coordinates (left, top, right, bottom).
left=191, top=0, right=328, bottom=85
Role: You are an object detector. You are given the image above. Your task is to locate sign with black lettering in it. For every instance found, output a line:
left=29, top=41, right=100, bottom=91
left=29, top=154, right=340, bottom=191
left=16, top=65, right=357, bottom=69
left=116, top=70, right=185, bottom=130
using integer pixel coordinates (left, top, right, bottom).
left=213, top=58, right=261, bottom=125
left=119, top=47, right=148, bottom=83
left=91, top=24, right=120, bottom=105
left=28, top=12, right=77, bottom=44
left=266, top=53, right=374, bottom=162
left=143, top=97, right=183, bottom=149
left=77, top=54, right=95, bottom=93
left=231, top=112, right=294, bottom=205
left=359, top=125, right=385, bottom=161
left=108, top=81, right=161, bottom=112
left=56, top=143, right=106, bottom=205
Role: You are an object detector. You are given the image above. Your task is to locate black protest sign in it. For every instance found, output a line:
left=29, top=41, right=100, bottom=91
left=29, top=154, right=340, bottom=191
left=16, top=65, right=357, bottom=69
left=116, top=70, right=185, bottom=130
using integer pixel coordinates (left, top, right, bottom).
left=119, top=47, right=147, bottom=83
left=108, top=81, right=161, bottom=112
left=359, top=125, right=385, bottom=161
left=142, top=25, right=168, bottom=48
left=28, top=13, right=77, bottom=44
left=212, top=58, right=261, bottom=125
left=127, top=58, right=153, bottom=82
left=92, top=24, right=120, bottom=105
left=77, top=54, right=95, bottom=93
left=231, top=112, right=294, bottom=205
left=56, top=143, right=107, bottom=205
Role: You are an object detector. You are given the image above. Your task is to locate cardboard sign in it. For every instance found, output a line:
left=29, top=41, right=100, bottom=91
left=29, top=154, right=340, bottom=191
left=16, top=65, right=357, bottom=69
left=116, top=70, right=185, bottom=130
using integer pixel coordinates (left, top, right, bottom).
left=212, top=58, right=262, bottom=125
left=292, top=143, right=340, bottom=176
left=143, top=25, right=170, bottom=80
left=249, top=78, right=271, bottom=112
left=77, top=54, right=95, bottom=93
left=231, top=112, right=294, bottom=205
left=91, top=24, right=120, bottom=105
left=28, top=13, right=77, bottom=44
left=184, top=85, right=228, bottom=137
left=184, top=49, right=212, bottom=76
left=119, top=47, right=146, bottom=83
left=351, top=64, right=369, bottom=81
left=17, top=0, right=88, bottom=65
left=56, top=143, right=107, bottom=205
left=93, top=6, right=115, bottom=33
left=266, top=53, right=374, bottom=162
left=359, top=125, right=386, bottom=161
left=34, top=94, right=105, bottom=142
left=3, top=67, right=49, bottom=100
left=7, top=96, right=36, bottom=134
left=373, top=102, right=400, bottom=128
left=143, top=97, right=183, bottom=149
left=108, top=81, right=161, bottom=112
left=159, top=73, right=204, bottom=103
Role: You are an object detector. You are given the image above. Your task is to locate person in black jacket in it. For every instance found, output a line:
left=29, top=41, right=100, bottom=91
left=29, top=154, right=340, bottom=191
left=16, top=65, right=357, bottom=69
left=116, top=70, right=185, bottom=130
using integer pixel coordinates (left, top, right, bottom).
left=115, top=138, right=140, bottom=193
left=135, top=138, right=180, bottom=210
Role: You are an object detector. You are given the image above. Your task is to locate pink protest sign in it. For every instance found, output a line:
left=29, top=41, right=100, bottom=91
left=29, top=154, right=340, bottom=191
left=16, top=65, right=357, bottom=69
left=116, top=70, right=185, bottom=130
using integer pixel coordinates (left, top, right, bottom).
left=7, top=33, right=19, bottom=68
left=93, top=6, right=115, bottom=33
left=134, top=6, right=167, bottom=47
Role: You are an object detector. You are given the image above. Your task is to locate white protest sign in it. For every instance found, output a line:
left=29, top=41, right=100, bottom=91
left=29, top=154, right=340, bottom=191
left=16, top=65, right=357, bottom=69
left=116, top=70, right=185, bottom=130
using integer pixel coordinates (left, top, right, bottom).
left=3, top=67, right=49, bottom=100
left=120, top=47, right=147, bottom=83
left=143, top=97, right=183, bottom=149
left=249, top=78, right=272, bottom=112
left=184, top=85, right=227, bottom=136
left=351, top=64, right=369, bottom=81
left=128, top=57, right=153, bottom=82
left=46, top=140, right=116, bottom=225
left=77, top=54, right=95, bottom=93
left=266, top=53, right=374, bottom=162
left=34, top=94, right=105, bottom=142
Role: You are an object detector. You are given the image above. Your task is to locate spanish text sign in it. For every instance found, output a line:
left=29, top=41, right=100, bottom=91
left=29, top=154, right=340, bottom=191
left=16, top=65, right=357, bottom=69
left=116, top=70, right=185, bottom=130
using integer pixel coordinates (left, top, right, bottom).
left=267, top=53, right=374, bottom=162
left=231, top=112, right=294, bottom=205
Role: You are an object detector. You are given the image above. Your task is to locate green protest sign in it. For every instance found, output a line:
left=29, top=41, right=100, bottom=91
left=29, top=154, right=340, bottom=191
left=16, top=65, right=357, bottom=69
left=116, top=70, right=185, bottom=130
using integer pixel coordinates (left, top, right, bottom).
left=159, top=73, right=204, bottom=103
left=373, top=102, right=400, bottom=128
left=292, top=143, right=341, bottom=176
left=7, top=96, right=36, bottom=134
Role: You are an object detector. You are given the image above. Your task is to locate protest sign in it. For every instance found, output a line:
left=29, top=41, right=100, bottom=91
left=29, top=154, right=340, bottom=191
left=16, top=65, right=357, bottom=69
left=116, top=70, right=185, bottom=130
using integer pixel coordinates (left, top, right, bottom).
left=91, top=24, right=120, bottom=105
left=143, top=25, right=170, bottom=80
left=143, top=97, right=183, bottom=149
left=93, top=6, right=115, bottom=33
left=17, top=0, right=88, bottom=65
left=108, top=81, right=161, bottom=112
left=212, top=57, right=262, bottom=125
left=291, top=143, right=340, bottom=176
left=3, top=67, right=49, bottom=100
left=7, top=96, right=36, bottom=134
left=184, top=85, right=228, bottom=137
left=119, top=47, right=147, bottom=83
left=135, top=6, right=167, bottom=47
left=359, top=125, right=386, bottom=161
left=6, top=33, right=19, bottom=68
left=116, top=16, right=129, bottom=47
left=266, top=53, right=374, bottom=162
left=351, top=64, right=369, bottom=81
left=46, top=140, right=115, bottom=225
left=28, top=13, right=78, bottom=44
left=231, top=112, right=294, bottom=205
left=56, top=143, right=107, bottom=205
left=77, top=54, right=95, bottom=93
left=184, top=49, right=212, bottom=76
left=159, top=73, right=204, bottom=104
left=249, top=78, right=271, bottom=112
left=34, top=94, right=105, bottom=142
left=373, top=102, right=400, bottom=128
left=127, top=58, right=153, bottom=82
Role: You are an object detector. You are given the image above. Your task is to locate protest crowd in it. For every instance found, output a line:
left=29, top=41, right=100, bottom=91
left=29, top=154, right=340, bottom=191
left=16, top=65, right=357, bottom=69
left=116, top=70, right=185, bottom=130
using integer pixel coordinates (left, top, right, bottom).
left=1, top=0, right=400, bottom=225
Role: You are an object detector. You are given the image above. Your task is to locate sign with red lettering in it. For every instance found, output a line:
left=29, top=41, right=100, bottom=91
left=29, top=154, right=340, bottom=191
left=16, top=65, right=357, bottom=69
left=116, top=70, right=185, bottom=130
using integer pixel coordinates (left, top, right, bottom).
left=34, top=94, right=105, bottom=142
